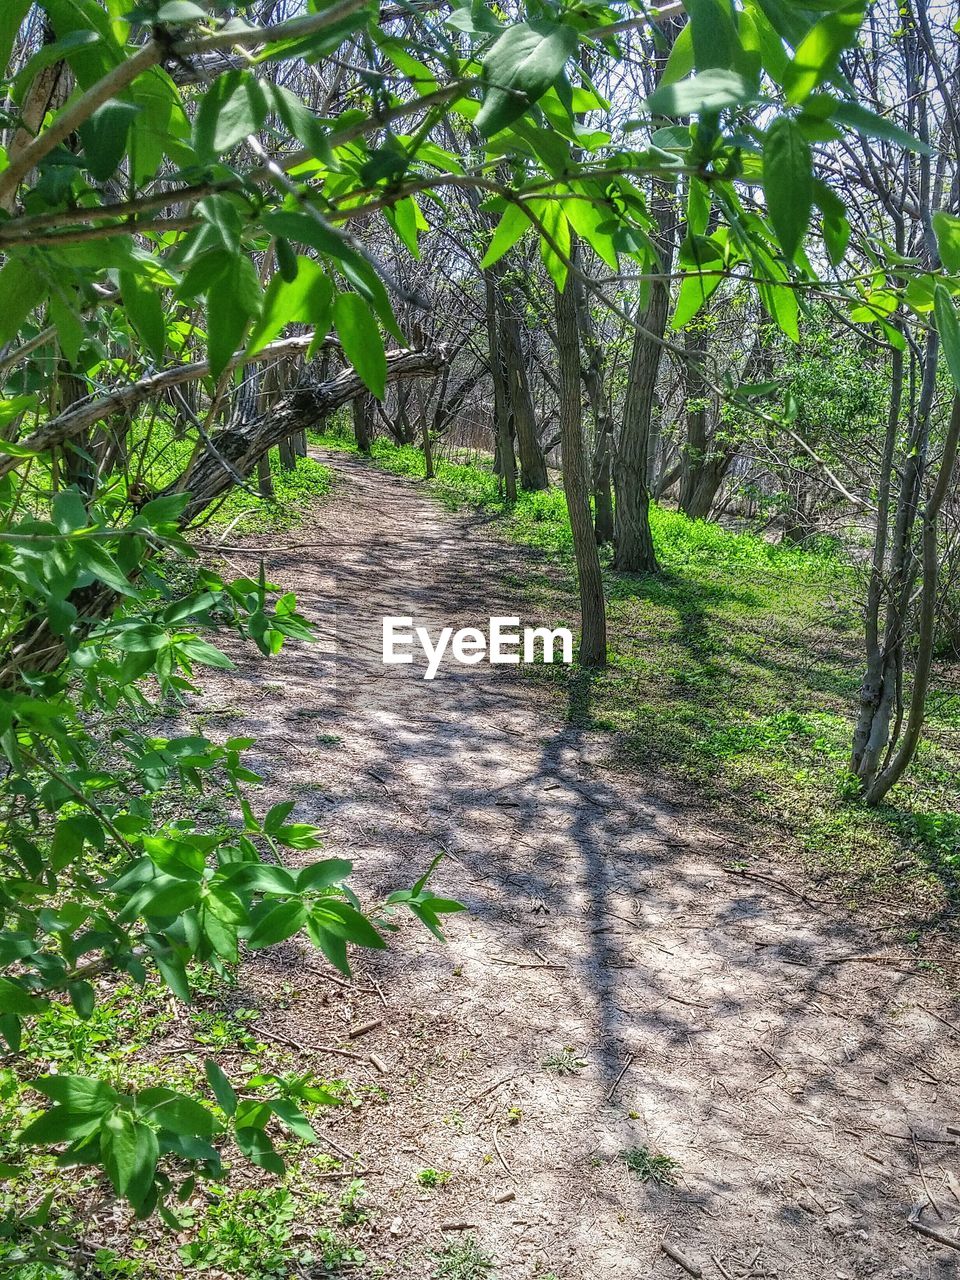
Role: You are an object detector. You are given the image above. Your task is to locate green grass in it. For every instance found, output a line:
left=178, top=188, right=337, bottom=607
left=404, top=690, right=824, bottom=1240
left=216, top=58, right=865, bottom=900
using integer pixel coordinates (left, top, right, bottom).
left=313, top=425, right=960, bottom=934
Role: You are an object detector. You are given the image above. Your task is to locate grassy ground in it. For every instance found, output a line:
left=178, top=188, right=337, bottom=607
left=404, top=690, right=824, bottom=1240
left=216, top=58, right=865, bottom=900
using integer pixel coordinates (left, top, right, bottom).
left=0, top=967, right=377, bottom=1279
left=312, top=426, right=960, bottom=947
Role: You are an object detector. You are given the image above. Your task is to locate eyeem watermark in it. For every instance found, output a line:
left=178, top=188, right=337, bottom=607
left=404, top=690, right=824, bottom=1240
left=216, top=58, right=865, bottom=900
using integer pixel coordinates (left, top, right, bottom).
left=382, top=616, right=573, bottom=680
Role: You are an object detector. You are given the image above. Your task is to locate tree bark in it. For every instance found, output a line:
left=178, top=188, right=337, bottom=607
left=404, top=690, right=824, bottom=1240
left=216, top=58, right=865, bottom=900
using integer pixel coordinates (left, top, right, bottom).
left=555, top=269, right=606, bottom=667
left=612, top=185, right=675, bottom=573
left=352, top=393, right=374, bottom=455
left=572, top=269, right=614, bottom=544
left=484, top=270, right=517, bottom=502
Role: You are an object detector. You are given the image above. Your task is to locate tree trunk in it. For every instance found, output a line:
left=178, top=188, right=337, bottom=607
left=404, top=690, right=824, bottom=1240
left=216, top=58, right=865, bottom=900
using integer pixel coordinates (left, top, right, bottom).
left=572, top=268, right=614, bottom=544
left=352, top=393, right=374, bottom=455
left=500, top=305, right=549, bottom=491
left=484, top=270, right=517, bottom=502
left=555, top=269, right=606, bottom=667
left=612, top=185, right=675, bottom=573
left=257, top=453, right=274, bottom=499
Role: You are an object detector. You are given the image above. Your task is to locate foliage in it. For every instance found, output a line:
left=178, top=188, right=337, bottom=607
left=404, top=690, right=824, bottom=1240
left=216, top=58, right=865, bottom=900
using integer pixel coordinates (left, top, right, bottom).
left=0, top=0, right=953, bottom=1247
left=541, top=1047, right=587, bottom=1075
left=431, top=1236, right=496, bottom=1280
left=622, top=1147, right=681, bottom=1186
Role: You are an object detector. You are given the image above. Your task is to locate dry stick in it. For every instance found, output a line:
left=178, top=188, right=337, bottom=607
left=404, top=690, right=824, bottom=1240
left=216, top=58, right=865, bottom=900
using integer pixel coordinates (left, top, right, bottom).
left=918, top=1004, right=960, bottom=1040
left=253, top=1023, right=368, bottom=1062
left=720, top=865, right=821, bottom=909
left=491, top=1125, right=515, bottom=1182
left=0, top=333, right=323, bottom=469
left=660, top=1240, right=702, bottom=1277
left=913, top=1130, right=943, bottom=1218
left=606, top=1052, right=635, bottom=1103
left=711, top=1258, right=735, bottom=1280
left=348, top=1018, right=383, bottom=1039
left=908, top=1212, right=960, bottom=1253
left=466, top=1073, right=520, bottom=1105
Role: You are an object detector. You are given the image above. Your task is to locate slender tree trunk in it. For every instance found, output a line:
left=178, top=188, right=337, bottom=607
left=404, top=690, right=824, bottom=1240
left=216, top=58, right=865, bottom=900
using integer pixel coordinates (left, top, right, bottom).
left=500, top=305, right=549, bottom=491
left=612, top=185, right=675, bottom=573
left=863, top=395, right=960, bottom=803
left=678, top=325, right=709, bottom=517
left=572, top=269, right=614, bottom=544
left=352, top=393, right=373, bottom=455
left=257, top=453, right=274, bottom=499
left=555, top=269, right=606, bottom=667
left=484, top=271, right=517, bottom=502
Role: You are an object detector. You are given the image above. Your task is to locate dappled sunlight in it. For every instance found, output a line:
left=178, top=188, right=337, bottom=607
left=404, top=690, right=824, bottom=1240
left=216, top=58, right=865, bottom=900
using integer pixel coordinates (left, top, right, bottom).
left=191, top=451, right=960, bottom=1279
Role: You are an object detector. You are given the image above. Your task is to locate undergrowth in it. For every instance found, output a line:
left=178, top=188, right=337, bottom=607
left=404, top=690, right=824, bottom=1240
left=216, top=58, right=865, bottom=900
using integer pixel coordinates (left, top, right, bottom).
left=312, top=424, right=960, bottom=936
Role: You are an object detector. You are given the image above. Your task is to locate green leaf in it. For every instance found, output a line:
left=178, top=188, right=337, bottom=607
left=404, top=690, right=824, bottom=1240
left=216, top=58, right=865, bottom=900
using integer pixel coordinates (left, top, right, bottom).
left=268, top=1098, right=318, bottom=1143
left=0, top=3, right=30, bottom=79
left=194, top=69, right=267, bottom=160
left=686, top=0, right=738, bottom=72
left=333, top=293, right=386, bottom=399
left=235, top=1125, right=284, bottom=1175
left=52, top=488, right=88, bottom=534
left=120, top=271, right=166, bottom=363
left=19, top=1104, right=102, bottom=1144
left=79, top=542, right=137, bottom=595
left=102, top=1113, right=159, bottom=1208
left=476, top=20, right=579, bottom=138
left=644, top=70, right=752, bottom=117
left=224, top=862, right=298, bottom=894
left=156, top=0, right=208, bottom=19
left=49, top=291, right=85, bottom=366
left=68, top=981, right=95, bottom=1020
left=206, top=256, right=261, bottom=380
left=935, top=286, right=960, bottom=394
left=314, top=901, right=386, bottom=950
left=34, top=1075, right=119, bottom=1112
left=481, top=203, right=532, bottom=269
left=296, top=859, right=353, bottom=892
left=204, top=1061, right=237, bottom=1117
left=829, top=100, right=930, bottom=155
left=763, top=116, right=813, bottom=261
left=78, top=99, right=138, bottom=182
left=137, top=1087, right=221, bottom=1137
left=660, top=19, right=695, bottom=86
left=0, top=257, right=44, bottom=349
left=784, top=6, right=864, bottom=105
left=0, top=978, right=48, bottom=1016
left=246, top=900, right=308, bottom=949
left=672, top=270, right=723, bottom=329
left=177, top=638, right=236, bottom=670
left=933, top=213, right=960, bottom=273
left=247, top=259, right=333, bottom=356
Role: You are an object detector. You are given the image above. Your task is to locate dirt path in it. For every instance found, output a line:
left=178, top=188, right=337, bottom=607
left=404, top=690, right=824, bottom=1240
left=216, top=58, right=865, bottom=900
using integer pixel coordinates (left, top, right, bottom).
left=199, top=451, right=960, bottom=1279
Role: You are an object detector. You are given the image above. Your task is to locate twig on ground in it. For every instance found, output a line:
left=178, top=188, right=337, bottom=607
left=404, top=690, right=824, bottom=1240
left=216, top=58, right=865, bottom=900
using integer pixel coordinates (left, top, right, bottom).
left=660, top=1240, right=702, bottom=1277
left=908, top=1206, right=960, bottom=1252
left=606, top=1052, right=635, bottom=1103
left=254, top=1023, right=368, bottom=1062
left=492, top=1125, right=515, bottom=1182
left=348, top=1018, right=383, bottom=1039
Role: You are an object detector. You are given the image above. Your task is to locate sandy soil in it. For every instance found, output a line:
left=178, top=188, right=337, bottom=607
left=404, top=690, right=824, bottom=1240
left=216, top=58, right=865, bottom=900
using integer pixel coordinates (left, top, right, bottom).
left=194, top=450, right=960, bottom=1280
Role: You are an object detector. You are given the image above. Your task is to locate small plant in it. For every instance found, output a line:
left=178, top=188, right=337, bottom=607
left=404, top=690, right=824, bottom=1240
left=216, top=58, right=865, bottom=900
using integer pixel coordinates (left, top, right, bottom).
left=622, top=1146, right=681, bottom=1186
left=432, top=1235, right=495, bottom=1280
left=416, top=1168, right=452, bottom=1188
left=542, top=1047, right=587, bottom=1076
left=506, top=1106, right=522, bottom=1125
left=338, top=1178, right=369, bottom=1225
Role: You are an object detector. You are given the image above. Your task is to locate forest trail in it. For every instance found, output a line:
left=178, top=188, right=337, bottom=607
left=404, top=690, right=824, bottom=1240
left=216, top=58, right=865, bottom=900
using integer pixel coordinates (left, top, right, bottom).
left=196, top=452, right=960, bottom=1280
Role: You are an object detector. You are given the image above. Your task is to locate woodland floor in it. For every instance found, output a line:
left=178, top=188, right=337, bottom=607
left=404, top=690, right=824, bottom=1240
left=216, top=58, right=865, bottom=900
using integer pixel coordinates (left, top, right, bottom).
left=188, top=450, right=960, bottom=1279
